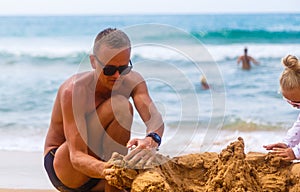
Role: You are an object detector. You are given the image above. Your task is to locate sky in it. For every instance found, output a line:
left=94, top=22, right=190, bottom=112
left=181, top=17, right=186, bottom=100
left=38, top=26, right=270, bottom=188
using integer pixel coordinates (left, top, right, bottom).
left=0, top=0, right=299, bottom=16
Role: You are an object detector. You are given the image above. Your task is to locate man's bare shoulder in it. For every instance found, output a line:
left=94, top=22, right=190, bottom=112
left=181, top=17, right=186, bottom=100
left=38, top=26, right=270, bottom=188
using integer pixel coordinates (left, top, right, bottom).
left=122, top=71, right=145, bottom=88
left=59, top=72, right=93, bottom=90
left=115, top=71, right=146, bottom=97
left=58, top=72, right=94, bottom=104
left=247, top=56, right=255, bottom=60
left=126, top=71, right=144, bottom=83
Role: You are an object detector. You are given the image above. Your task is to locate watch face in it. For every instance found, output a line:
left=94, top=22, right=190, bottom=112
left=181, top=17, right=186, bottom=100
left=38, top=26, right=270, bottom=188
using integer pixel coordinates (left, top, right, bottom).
left=153, top=134, right=161, bottom=142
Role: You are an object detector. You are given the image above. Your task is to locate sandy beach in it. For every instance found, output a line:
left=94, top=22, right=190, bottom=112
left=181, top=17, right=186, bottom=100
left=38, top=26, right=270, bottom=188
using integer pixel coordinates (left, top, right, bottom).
left=105, top=137, right=300, bottom=191
left=0, top=150, right=56, bottom=191
left=2, top=136, right=300, bottom=191
left=0, top=130, right=288, bottom=191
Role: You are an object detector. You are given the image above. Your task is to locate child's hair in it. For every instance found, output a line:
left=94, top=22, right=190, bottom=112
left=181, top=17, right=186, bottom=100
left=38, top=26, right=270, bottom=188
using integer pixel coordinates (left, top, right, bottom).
left=280, top=55, right=300, bottom=91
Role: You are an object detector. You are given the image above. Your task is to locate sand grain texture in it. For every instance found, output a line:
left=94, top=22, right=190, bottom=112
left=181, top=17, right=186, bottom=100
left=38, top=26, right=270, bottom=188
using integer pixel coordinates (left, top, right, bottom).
left=106, top=137, right=300, bottom=191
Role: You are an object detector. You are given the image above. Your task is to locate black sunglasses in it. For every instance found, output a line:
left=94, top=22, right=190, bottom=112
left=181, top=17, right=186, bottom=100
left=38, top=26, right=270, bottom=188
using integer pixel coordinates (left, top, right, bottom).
left=94, top=54, right=133, bottom=76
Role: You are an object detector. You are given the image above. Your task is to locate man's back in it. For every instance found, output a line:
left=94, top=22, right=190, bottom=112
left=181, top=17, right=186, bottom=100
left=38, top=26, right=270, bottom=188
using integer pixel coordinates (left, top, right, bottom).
left=237, top=55, right=251, bottom=70
left=237, top=48, right=259, bottom=70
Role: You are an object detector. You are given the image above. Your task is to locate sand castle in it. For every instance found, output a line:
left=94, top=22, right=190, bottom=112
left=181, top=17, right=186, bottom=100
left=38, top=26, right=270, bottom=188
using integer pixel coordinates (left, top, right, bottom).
left=106, top=137, right=300, bottom=191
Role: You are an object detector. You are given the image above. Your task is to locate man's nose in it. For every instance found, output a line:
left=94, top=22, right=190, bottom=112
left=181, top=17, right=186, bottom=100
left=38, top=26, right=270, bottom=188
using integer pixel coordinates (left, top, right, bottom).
left=112, top=70, right=120, bottom=78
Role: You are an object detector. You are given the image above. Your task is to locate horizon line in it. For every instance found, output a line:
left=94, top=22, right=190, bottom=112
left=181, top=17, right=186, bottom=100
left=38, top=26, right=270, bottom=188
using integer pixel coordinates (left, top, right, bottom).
left=0, top=11, right=299, bottom=17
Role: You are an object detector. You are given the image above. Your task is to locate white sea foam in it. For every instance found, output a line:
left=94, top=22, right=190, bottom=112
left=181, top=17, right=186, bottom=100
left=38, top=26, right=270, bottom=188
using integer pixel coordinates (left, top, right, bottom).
left=0, top=36, right=92, bottom=57
left=0, top=36, right=299, bottom=63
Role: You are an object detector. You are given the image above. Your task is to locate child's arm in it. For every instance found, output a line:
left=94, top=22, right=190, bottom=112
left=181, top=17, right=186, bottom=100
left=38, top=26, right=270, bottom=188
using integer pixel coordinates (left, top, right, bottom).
left=291, top=143, right=300, bottom=159
left=283, top=114, right=300, bottom=148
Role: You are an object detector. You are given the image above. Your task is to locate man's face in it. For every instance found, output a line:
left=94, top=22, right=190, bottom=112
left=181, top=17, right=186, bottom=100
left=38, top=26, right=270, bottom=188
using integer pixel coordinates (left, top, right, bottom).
left=93, top=44, right=131, bottom=90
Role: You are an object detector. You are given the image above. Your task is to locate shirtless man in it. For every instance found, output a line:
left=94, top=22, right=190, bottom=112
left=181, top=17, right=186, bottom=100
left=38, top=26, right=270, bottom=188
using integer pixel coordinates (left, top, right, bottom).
left=237, top=47, right=259, bottom=70
left=44, top=28, right=164, bottom=192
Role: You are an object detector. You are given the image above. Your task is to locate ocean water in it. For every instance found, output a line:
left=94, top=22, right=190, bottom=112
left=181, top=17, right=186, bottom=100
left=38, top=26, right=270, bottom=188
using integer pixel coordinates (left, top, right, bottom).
left=0, top=14, right=300, bottom=153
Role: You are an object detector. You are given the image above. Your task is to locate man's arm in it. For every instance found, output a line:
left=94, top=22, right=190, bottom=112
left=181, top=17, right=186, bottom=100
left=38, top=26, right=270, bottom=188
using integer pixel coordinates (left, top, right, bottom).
left=60, top=86, right=108, bottom=178
left=127, top=74, right=164, bottom=149
left=237, top=56, right=243, bottom=64
left=133, top=81, right=164, bottom=136
left=249, top=56, right=259, bottom=65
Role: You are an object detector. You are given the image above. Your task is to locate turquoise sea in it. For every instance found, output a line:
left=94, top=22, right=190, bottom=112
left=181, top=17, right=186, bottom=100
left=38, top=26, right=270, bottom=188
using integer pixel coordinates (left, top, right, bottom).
left=0, top=14, right=300, bottom=153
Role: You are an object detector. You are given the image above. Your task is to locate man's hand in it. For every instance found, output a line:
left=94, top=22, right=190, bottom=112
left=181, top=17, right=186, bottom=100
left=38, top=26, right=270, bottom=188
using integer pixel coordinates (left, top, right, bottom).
left=124, top=137, right=159, bottom=169
left=124, top=148, right=157, bottom=169
left=270, top=147, right=296, bottom=161
left=104, top=152, right=139, bottom=190
left=102, top=162, right=114, bottom=179
left=127, top=136, right=158, bottom=150
left=263, top=142, right=288, bottom=150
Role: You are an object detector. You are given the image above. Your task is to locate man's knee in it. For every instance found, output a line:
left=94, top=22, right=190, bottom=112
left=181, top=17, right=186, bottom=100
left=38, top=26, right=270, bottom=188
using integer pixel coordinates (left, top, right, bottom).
left=110, top=95, right=133, bottom=117
left=53, top=143, right=89, bottom=187
left=97, top=95, right=133, bottom=128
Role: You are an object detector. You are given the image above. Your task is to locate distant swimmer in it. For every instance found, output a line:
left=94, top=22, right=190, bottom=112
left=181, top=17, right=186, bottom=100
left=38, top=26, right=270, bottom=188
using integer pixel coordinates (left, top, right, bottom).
left=237, top=47, right=259, bottom=70
left=200, top=76, right=209, bottom=90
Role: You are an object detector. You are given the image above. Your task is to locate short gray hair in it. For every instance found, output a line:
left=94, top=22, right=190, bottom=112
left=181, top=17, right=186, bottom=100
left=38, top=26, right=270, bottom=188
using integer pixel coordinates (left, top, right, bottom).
left=93, top=28, right=131, bottom=54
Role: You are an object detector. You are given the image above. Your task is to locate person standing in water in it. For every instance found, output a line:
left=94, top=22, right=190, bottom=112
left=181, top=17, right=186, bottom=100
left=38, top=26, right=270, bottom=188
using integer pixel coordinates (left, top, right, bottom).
left=237, top=47, right=259, bottom=70
left=200, top=76, right=209, bottom=90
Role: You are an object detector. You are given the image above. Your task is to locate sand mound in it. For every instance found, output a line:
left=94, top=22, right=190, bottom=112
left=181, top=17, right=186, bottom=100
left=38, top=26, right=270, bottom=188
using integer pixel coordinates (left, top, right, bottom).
left=205, top=137, right=262, bottom=191
left=106, top=137, right=300, bottom=191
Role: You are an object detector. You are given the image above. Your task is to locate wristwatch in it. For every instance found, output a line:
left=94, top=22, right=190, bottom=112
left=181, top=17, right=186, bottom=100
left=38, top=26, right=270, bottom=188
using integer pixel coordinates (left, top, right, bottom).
left=146, top=132, right=161, bottom=146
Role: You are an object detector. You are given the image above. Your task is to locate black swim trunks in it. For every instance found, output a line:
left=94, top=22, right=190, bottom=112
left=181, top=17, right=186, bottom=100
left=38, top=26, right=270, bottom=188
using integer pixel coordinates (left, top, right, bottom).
left=44, top=148, right=100, bottom=192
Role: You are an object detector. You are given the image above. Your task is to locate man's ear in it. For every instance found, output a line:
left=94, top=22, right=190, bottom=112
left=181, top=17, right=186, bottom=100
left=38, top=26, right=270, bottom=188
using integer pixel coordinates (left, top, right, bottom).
left=90, top=54, right=96, bottom=69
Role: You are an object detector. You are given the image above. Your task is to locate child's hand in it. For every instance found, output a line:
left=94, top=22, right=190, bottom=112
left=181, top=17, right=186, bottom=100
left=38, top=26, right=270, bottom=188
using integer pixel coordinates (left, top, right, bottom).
left=271, top=147, right=296, bottom=161
left=263, top=143, right=288, bottom=150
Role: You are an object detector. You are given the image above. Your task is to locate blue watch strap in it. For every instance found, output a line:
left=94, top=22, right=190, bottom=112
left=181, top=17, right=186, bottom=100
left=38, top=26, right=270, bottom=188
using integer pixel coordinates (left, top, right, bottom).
left=146, top=132, right=161, bottom=146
